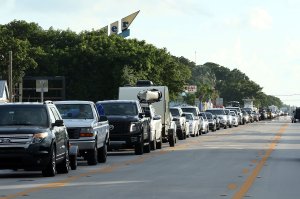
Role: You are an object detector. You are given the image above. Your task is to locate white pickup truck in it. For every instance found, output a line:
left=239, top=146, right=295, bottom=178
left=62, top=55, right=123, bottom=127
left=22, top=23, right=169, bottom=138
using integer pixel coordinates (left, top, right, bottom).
left=141, top=104, right=163, bottom=150
left=54, top=101, right=109, bottom=165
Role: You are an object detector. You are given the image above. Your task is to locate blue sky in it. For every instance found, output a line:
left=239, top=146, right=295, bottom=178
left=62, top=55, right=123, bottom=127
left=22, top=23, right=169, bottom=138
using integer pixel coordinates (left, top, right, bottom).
left=1, top=0, right=299, bottom=106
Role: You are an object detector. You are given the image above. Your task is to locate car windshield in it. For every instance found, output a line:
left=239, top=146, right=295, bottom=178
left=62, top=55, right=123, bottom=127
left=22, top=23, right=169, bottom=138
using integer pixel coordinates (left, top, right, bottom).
left=205, top=113, right=213, bottom=119
left=181, top=107, right=197, bottom=116
left=206, top=109, right=225, bottom=115
left=56, top=104, right=94, bottom=119
left=101, top=103, right=138, bottom=116
left=227, top=109, right=238, bottom=114
left=0, top=105, right=48, bottom=127
left=170, top=108, right=180, bottom=116
left=185, top=114, right=193, bottom=120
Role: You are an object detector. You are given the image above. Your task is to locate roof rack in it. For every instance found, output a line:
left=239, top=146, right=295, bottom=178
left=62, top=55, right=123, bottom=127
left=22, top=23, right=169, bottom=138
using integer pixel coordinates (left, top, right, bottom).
left=44, top=100, right=53, bottom=104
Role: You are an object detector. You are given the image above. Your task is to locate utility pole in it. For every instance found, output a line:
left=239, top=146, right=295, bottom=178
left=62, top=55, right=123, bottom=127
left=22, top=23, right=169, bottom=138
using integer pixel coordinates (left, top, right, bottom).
left=8, top=51, right=13, bottom=102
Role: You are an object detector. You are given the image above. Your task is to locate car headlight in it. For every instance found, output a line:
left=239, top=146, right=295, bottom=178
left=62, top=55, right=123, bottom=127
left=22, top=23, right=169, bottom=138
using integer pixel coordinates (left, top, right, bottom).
left=129, top=122, right=139, bottom=132
left=33, top=132, right=48, bottom=143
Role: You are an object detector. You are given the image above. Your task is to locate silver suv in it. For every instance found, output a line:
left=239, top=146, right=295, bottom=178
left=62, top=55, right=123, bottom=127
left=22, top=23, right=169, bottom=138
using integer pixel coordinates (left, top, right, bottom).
left=180, top=105, right=202, bottom=135
left=170, top=107, right=187, bottom=140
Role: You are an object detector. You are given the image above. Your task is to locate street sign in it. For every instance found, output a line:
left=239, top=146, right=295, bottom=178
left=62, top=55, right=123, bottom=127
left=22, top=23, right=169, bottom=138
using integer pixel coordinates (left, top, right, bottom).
left=216, top=98, right=223, bottom=107
left=184, top=85, right=197, bottom=93
left=36, top=80, right=48, bottom=92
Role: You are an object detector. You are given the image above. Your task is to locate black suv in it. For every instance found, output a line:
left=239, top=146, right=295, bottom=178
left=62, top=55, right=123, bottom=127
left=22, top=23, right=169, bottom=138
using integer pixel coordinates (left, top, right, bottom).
left=0, top=101, right=73, bottom=177
left=292, top=107, right=300, bottom=123
left=96, top=100, right=151, bottom=155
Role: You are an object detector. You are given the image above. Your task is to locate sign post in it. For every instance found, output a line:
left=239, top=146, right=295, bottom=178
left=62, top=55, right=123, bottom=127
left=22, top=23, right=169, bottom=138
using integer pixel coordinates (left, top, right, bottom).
left=36, top=80, right=48, bottom=102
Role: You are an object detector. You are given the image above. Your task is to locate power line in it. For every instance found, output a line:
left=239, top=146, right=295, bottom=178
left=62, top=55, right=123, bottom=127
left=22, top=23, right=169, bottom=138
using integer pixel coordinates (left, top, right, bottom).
left=272, top=94, right=300, bottom=96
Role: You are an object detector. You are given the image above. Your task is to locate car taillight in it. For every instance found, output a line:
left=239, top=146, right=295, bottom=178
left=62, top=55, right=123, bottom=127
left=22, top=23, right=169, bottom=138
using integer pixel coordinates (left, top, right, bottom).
left=80, top=133, right=94, bottom=137
left=79, top=128, right=93, bottom=137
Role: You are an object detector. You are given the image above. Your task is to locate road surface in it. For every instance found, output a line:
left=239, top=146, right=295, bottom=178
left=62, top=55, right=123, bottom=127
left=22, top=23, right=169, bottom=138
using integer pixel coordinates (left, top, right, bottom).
left=0, top=116, right=299, bottom=199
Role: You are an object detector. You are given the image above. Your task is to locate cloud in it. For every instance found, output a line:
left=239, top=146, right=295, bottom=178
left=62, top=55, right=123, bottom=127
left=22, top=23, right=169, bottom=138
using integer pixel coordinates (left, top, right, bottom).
left=249, top=7, right=272, bottom=30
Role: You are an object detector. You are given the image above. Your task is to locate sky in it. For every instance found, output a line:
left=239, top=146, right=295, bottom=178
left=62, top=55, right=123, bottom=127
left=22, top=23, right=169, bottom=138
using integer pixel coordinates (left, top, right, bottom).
left=0, top=0, right=299, bottom=106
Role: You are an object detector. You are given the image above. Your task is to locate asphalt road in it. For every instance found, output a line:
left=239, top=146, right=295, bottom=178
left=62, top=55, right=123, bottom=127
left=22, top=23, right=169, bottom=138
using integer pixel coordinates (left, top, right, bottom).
left=1, top=116, right=299, bottom=199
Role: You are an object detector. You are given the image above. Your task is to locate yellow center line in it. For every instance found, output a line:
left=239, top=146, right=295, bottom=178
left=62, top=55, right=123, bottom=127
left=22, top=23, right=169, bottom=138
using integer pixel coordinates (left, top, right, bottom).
left=231, top=123, right=289, bottom=199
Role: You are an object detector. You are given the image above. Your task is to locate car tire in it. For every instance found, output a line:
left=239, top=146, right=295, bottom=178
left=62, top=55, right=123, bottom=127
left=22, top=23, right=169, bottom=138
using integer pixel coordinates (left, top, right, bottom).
left=70, top=154, right=77, bottom=170
left=135, top=143, right=144, bottom=155
left=151, top=133, right=157, bottom=150
left=143, top=138, right=151, bottom=153
left=168, top=129, right=175, bottom=147
left=87, top=144, right=98, bottom=165
left=42, top=146, right=56, bottom=177
left=57, top=148, right=70, bottom=174
left=212, top=124, right=216, bottom=132
left=97, top=143, right=107, bottom=163
left=156, top=135, right=162, bottom=149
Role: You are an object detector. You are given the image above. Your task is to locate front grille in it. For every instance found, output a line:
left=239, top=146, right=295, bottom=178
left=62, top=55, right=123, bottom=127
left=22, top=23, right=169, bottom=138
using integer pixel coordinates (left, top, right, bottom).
left=0, top=134, right=32, bottom=146
left=67, top=128, right=80, bottom=139
left=109, top=121, right=130, bottom=134
left=0, top=147, right=25, bottom=154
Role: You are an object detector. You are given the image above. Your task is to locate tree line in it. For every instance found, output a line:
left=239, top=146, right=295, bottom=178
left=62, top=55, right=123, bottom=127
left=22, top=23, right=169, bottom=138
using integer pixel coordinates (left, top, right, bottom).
left=0, top=20, right=283, bottom=108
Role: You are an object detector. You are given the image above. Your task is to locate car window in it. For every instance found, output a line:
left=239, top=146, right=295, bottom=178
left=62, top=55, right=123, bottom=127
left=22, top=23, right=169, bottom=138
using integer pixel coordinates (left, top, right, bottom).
left=101, top=103, right=138, bottom=116
left=56, top=104, right=94, bottom=119
left=0, top=105, right=48, bottom=127
left=185, top=114, right=193, bottom=120
left=170, top=108, right=180, bottom=116
left=181, top=107, right=197, bottom=116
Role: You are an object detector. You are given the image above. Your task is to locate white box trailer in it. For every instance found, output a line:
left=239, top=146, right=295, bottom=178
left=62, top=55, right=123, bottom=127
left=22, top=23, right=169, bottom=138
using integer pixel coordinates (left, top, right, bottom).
left=119, top=86, right=175, bottom=146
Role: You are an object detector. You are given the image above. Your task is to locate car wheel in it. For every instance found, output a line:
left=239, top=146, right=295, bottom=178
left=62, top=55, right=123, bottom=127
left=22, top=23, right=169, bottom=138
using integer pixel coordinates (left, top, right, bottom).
left=97, top=142, right=107, bottom=163
left=70, top=154, right=77, bottom=170
left=212, top=124, right=216, bottom=132
left=143, top=138, right=151, bottom=153
left=156, top=135, right=162, bottom=149
left=168, top=129, right=175, bottom=147
left=57, top=148, right=70, bottom=174
left=42, top=146, right=56, bottom=177
left=87, top=144, right=98, bottom=165
left=135, top=142, right=144, bottom=155
left=183, top=131, right=187, bottom=139
left=150, top=133, right=157, bottom=150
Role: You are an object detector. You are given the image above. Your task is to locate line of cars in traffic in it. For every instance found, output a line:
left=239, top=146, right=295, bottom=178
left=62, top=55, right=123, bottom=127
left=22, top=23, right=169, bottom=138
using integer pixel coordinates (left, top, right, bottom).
left=0, top=80, right=266, bottom=177
left=0, top=98, right=265, bottom=177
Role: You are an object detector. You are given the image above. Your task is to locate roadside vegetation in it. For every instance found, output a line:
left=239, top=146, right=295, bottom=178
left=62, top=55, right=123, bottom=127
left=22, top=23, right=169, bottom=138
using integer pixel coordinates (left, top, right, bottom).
left=0, top=20, right=283, bottom=107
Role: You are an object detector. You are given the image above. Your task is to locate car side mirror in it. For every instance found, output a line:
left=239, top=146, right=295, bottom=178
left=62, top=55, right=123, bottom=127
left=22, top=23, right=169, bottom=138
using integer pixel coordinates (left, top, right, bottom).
left=53, top=119, right=64, bottom=127
left=138, top=113, right=145, bottom=118
left=99, top=115, right=108, bottom=122
left=181, top=113, right=185, bottom=117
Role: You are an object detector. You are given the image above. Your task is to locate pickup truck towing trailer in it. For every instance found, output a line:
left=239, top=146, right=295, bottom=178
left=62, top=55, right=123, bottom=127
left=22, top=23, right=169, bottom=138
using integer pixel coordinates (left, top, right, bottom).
left=119, top=85, right=176, bottom=147
left=96, top=100, right=151, bottom=155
